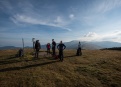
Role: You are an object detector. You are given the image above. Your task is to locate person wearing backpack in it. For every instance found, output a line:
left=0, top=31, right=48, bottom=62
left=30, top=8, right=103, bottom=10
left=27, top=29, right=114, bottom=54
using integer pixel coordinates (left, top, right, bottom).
left=57, top=41, right=66, bottom=62
left=35, top=40, right=41, bottom=58
left=52, top=39, right=56, bottom=56
left=46, top=43, right=51, bottom=54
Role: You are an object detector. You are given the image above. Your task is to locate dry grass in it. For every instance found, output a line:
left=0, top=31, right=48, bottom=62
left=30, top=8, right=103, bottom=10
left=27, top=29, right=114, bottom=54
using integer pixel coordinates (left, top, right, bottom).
left=0, top=49, right=121, bottom=87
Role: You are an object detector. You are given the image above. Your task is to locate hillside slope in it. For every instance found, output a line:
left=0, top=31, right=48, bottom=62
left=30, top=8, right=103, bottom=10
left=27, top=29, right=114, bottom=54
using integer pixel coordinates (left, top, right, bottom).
left=0, top=49, right=121, bottom=87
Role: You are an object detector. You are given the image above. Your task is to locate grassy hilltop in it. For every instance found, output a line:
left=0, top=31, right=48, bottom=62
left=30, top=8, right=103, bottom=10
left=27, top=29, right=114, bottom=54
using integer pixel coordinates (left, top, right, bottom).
left=0, top=49, right=121, bottom=87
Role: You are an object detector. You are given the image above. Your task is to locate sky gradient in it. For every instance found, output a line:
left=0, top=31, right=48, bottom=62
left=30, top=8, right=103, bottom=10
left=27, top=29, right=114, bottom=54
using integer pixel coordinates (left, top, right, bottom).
left=0, top=0, right=121, bottom=47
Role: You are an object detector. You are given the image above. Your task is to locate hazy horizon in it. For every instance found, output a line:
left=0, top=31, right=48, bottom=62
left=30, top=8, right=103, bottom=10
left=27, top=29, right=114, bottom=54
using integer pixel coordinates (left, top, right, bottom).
left=0, top=0, right=121, bottom=47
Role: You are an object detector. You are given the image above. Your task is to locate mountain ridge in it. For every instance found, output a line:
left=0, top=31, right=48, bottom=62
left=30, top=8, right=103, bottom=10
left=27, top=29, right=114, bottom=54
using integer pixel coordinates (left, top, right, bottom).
left=0, top=41, right=121, bottom=50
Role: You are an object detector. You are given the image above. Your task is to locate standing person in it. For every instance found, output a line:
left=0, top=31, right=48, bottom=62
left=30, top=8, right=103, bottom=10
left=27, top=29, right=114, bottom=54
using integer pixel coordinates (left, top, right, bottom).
left=46, top=43, right=51, bottom=54
left=52, top=39, right=56, bottom=56
left=77, top=41, right=82, bottom=56
left=35, top=40, right=41, bottom=58
left=57, top=41, right=66, bottom=62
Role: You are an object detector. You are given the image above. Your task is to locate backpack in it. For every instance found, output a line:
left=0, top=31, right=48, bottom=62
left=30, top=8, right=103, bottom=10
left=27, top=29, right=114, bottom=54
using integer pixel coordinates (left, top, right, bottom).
left=47, top=44, right=50, bottom=49
left=35, top=42, right=40, bottom=49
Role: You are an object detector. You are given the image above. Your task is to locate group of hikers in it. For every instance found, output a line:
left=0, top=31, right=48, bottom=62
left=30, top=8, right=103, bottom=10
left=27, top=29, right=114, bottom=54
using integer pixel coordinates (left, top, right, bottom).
left=34, top=39, right=82, bottom=62
left=18, top=39, right=82, bottom=62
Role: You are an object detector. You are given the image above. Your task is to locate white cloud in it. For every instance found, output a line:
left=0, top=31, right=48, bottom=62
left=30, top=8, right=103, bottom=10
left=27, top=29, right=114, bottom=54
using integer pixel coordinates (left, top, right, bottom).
left=54, top=16, right=62, bottom=23
left=79, top=31, right=121, bottom=43
left=95, top=0, right=121, bottom=13
left=84, top=32, right=98, bottom=37
left=69, top=14, right=74, bottom=19
left=10, top=14, right=72, bottom=31
left=54, top=16, right=69, bottom=26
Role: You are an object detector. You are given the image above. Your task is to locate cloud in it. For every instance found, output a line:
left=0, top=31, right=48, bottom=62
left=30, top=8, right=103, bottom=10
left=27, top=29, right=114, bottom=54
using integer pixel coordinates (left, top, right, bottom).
left=54, top=16, right=62, bottom=23
left=10, top=14, right=72, bottom=31
left=84, top=32, right=98, bottom=37
left=79, top=32, right=100, bottom=41
left=79, top=0, right=121, bottom=26
left=0, top=0, right=13, bottom=10
left=94, top=0, right=121, bottom=13
left=69, top=14, right=74, bottom=19
left=54, top=16, right=67, bottom=26
left=79, top=31, right=121, bottom=43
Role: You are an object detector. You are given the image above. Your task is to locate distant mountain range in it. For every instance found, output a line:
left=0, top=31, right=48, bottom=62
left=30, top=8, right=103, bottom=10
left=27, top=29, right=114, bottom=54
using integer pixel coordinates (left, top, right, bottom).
left=0, top=41, right=121, bottom=50
left=0, top=46, right=32, bottom=50
left=63, top=40, right=121, bottom=50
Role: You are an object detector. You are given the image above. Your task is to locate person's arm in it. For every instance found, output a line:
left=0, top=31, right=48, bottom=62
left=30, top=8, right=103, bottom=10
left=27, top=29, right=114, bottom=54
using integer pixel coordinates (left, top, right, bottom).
left=55, top=42, right=56, bottom=46
left=63, top=44, right=66, bottom=50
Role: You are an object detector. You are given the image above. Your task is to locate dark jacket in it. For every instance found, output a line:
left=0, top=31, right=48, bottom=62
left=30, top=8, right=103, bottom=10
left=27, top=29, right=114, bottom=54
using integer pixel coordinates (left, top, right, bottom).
left=57, top=44, right=66, bottom=50
left=35, top=42, right=41, bottom=50
left=52, top=41, right=56, bottom=48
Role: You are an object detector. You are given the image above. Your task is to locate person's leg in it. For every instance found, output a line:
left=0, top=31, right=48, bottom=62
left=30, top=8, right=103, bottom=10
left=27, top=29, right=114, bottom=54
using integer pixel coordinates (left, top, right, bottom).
left=79, top=48, right=82, bottom=56
left=79, top=48, right=80, bottom=56
left=80, top=49, right=82, bottom=56
left=53, top=47, right=55, bottom=55
left=37, top=51, right=38, bottom=58
left=60, top=50, right=63, bottom=61
left=37, top=49, right=39, bottom=58
left=61, top=50, right=63, bottom=61
left=48, top=49, right=50, bottom=54
left=52, top=48, right=54, bottom=55
left=59, top=50, right=61, bottom=61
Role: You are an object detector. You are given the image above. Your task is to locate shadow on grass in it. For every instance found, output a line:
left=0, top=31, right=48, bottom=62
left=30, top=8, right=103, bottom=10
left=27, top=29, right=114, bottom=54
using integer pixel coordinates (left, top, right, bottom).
left=44, top=54, right=77, bottom=60
left=0, top=54, right=53, bottom=65
left=0, top=60, right=60, bottom=72
left=6, top=56, right=17, bottom=60
left=0, top=59, right=22, bottom=65
left=0, top=57, right=43, bottom=65
left=0, top=54, right=78, bottom=72
left=0, top=54, right=78, bottom=65
left=64, top=55, right=77, bottom=58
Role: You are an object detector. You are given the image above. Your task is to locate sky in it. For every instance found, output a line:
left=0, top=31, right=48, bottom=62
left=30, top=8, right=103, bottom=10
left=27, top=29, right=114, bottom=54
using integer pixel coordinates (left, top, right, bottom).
left=0, top=0, right=121, bottom=47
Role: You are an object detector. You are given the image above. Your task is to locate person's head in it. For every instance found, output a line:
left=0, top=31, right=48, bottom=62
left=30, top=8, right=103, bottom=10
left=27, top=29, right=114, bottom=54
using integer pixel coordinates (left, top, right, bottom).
left=52, top=39, right=54, bottom=42
left=36, top=40, right=39, bottom=43
left=60, top=41, right=62, bottom=44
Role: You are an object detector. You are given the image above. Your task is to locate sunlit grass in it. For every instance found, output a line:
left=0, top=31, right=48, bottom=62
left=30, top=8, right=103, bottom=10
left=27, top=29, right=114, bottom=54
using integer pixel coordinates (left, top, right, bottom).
left=0, top=49, right=121, bottom=87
